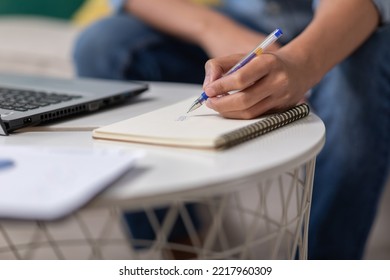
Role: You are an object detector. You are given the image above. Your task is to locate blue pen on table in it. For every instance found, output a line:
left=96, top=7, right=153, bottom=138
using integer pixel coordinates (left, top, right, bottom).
left=186, top=28, right=283, bottom=113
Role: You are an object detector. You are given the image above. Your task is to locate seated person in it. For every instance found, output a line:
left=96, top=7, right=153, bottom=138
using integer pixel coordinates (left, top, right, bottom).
left=73, top=0, right=390, bottom=259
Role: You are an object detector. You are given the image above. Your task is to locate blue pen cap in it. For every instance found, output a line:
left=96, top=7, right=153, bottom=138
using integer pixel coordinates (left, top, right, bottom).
left=274, top=28, right=283, bottom=38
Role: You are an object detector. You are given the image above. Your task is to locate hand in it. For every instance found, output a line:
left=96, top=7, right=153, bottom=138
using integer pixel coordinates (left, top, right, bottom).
left=202, top=51, right=312, bottom=119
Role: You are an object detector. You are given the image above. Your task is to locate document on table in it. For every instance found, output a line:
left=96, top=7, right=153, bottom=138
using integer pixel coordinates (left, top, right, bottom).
left=0, top=146, right=142, bottom=220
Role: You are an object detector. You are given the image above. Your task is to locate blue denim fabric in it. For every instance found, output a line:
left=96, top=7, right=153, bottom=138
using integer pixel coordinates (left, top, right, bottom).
left=122, top=205, right=200, bottom=248
left=308, top=24, right=390, bottom=259
left=73, top=15, right=203, bottom=81
left=73, top=3, right=390, bottom=258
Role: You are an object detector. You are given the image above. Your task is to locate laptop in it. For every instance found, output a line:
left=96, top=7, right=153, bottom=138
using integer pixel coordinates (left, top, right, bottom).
left=0, top=73, right=148, bottom=135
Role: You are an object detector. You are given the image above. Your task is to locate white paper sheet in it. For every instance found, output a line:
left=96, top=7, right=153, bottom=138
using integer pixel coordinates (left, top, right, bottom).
left=0, top=146, right=142, bottom=220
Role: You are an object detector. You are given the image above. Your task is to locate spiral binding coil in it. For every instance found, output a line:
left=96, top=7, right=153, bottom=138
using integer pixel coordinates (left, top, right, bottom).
left=217, top=103, right=310, bottom=149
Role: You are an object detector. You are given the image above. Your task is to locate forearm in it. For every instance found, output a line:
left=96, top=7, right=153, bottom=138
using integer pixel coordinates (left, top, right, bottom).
left=279, top=0, right=380, bottom=86
left=124, top=0, right=231, bottom=44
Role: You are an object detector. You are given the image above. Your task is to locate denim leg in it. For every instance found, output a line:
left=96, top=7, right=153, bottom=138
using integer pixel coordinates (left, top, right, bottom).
left=73, top=14, right=208, bottom=83
left=308, top=25, right=390, bottom=259
left=122, top=205, right=200, bottom=249
left=73, top=15, right=158, bottom=79
left=122, top=37, right=209, bottom=83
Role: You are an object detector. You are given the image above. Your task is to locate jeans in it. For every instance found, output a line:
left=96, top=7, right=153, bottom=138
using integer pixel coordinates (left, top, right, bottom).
left=73, top=11, right=390, bottom=258
left=73, top=14, right=209, bottom=82
left=308, top=24, right=390, bottom=259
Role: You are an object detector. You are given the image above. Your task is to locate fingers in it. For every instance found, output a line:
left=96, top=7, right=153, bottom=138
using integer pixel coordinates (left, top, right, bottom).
left=204, top=54, right=277, bottom=97
left=205, top=70, right=297, bottom=119
left=206, top=69, right=286, bottom=110
left=202, top=52, right=306, bottom=119
left=203, top=54, right=244, bottom=87
left=205, top=82, right=269, bottom=113
left=208, top=93, right=286, bottom=120
left=215, top=96, right=276, bottom=119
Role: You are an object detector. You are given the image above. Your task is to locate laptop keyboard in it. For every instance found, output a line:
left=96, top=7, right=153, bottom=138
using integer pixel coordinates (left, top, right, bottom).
left=0, top=87, right=81, bottom=112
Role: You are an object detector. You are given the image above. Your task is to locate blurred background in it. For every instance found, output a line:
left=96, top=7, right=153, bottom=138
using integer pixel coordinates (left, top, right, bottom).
left=0, top=0, right=110, bottom=77
left=0, top=0, right=85, bottom=19
left=0, top=0, right=389, bottom=259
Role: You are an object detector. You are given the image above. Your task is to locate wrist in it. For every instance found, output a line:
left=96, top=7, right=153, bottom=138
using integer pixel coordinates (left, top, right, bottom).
left=278, top=40, right=325, bottom=88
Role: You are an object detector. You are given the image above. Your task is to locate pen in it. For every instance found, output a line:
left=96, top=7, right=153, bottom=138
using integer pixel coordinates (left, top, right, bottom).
left=186, top=28, right=283, bottom=113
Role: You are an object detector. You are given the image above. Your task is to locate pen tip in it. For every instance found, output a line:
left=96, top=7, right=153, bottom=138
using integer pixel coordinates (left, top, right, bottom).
left=187, top=102, right=201, bottom=114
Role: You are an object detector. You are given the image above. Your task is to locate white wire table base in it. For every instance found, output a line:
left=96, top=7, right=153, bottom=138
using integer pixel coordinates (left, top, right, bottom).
left=0, top=158, right=315, bottom=260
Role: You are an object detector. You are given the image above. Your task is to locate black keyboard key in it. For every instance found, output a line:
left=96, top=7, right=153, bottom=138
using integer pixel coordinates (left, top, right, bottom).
left=0, top=87, right=80, bottom=111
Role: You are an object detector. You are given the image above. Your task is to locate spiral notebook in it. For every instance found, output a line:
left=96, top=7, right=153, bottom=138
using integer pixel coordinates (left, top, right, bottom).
left=92, top=98, right=310, bottom=150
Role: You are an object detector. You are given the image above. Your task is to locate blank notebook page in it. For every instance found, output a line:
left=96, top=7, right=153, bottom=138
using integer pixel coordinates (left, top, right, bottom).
left=92, top=97, right=265, bottom=148
left=93, top=97, right=310, bottom=149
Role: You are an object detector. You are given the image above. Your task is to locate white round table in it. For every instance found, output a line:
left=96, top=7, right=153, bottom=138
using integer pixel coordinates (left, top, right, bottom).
left=0, top=82, right=325, bottom=260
